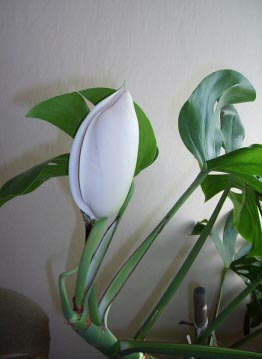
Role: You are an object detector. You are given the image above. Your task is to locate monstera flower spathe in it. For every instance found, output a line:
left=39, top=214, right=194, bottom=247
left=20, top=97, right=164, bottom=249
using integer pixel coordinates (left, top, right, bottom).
left=69, top=87, right=139, bottom=220
left=1, top=70, right=262, bottom=359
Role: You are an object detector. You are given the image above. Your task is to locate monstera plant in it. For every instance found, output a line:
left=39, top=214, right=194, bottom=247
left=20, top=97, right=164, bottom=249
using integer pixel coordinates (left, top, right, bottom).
left=1, top=70, right=262, bottom=359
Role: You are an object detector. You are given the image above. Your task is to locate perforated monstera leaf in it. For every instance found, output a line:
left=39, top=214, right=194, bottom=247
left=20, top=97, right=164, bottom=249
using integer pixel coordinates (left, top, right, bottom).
left=231, top=255, right=262, bottom=296
left=178, top=70, right=255, bottom=166
left=198, top=144, right=262, bottom=257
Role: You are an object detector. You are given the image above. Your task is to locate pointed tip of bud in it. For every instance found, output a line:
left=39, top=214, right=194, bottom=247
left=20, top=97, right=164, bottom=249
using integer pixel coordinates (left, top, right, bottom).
left=119, top=81, right=128, bottom=92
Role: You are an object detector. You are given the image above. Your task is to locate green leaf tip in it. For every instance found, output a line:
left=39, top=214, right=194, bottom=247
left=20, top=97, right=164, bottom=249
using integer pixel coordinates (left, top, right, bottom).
left=0, top=153, right=69, bottom=207
left=26, top=92, right=89, bottom=137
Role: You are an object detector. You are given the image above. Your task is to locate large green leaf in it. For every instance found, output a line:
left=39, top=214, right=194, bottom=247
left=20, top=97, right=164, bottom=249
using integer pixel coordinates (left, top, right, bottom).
left=133, top=103, right=158, bottom=175
left=178, top=70, right=255, bottom=166
left=26, top=93, right=89, bottom=137
left=191, top=212, right=239, bottom=267
left=221, top=105, right=245, bottom=153
left=205, top=145, right=262, bottom=256
left=0, top=154, right=69, bottom=207
left=207, top=146, right=262, bottom=193
left=229, top=186, right=262, bottom=256
left=231, top=254, right=262, bottom=333
left=223, top=211, right=238, bottom=265
left=201, top=172, right=262, bottom=256
left=201, top=174, right=239, bottom=201
left=79, top=87, right=158, bottom=176
left=231, top=255, right=262, bottom=296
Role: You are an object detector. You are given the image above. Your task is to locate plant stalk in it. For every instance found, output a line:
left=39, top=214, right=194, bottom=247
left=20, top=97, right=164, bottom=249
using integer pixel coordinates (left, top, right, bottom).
left=135, top=182, right=232, bottom=340
left=214, top=267, right=229, bottom=320
left=99, top=169, right=208, bottom=320
left=74, top=217, right=108, bottom=310
left=119, top=340, right=262, bottom=358
left=196, top=276, right=262, bottom=344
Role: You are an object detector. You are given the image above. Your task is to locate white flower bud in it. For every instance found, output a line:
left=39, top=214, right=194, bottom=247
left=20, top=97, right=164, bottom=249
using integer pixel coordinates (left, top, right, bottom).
left=69, top=87, right=139, bottom=219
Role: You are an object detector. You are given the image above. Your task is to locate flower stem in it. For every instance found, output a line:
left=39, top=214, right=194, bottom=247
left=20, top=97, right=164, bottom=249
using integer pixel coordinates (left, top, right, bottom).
left=214, top=267, right=229, bottom=320
left=135, top=182, right=232, bottom=340
left=74, top=217, right=108, bottom=310
left=207, top=267, right=228, bottom=346
left=99, top=169, right=208, bottom=321
left=119, top=340, right=262, bottom=358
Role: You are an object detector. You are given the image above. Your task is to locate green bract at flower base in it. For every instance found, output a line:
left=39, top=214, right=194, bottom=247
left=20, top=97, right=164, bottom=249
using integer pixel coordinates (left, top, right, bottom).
left=1, top=70, right=262, bottom=359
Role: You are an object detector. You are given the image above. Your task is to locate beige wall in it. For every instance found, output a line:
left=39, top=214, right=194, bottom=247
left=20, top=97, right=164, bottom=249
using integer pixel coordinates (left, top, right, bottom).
left=1, top=1, right=262, bottom=358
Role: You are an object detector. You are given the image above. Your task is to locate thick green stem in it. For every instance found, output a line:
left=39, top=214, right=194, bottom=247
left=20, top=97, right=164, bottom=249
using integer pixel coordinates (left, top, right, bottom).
left=75, top=217, right=108, bottom=309
left=196, top=276, right=262, bottom=344
left=207, top=267, right=228, bottom=346
left=119, top=340, right=262, bottom=359
left=59, top=266, right=79, bottom=323
left=214, top=267, right=229, bottom=320
left=135, top=182, right=231, bottom=340
left=75, top=322, right=119, bottom=358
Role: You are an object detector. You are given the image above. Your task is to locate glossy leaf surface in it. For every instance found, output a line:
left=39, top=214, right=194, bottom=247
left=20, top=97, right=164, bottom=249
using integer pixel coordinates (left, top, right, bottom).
left=229, top=186, right=262, bottom=256
left=202, top=172, right=262, bottom=256
left=179, top=70, right=255, bottom=166
left=0, top=154, right=69, bottom=207
left=221, top=105, right=245, bottom=153
left=26, top=93, right=89, bottom=137
left=192, top=212, right=240, bottom=267
left=231, top=255, right=262, bottom=296
left=223, top=211, right=238, bottom=266
left=201, top=174, right=238, bottom=201
left=207, top=146, right=262, bottom=193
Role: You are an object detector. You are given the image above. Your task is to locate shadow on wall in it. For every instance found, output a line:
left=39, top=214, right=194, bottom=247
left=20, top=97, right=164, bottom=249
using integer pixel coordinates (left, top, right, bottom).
left=0, top=288, right=50, bottom=359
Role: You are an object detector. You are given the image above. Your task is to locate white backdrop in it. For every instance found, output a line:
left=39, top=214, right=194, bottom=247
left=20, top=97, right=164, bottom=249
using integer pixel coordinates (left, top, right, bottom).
left=0, top=1, right=262, bottom=358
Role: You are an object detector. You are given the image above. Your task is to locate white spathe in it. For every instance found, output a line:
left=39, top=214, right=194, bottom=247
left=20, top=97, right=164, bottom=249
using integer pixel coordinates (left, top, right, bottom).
left=69, top=87, right=139, bottom=219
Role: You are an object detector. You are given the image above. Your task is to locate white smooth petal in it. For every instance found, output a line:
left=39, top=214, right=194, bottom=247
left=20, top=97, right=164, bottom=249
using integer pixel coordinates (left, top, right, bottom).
left=69, top=111, right=94, bottom=217
left=79, top=89, right=139, bottom=218
left=69, top=88, right=126, bottom=218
